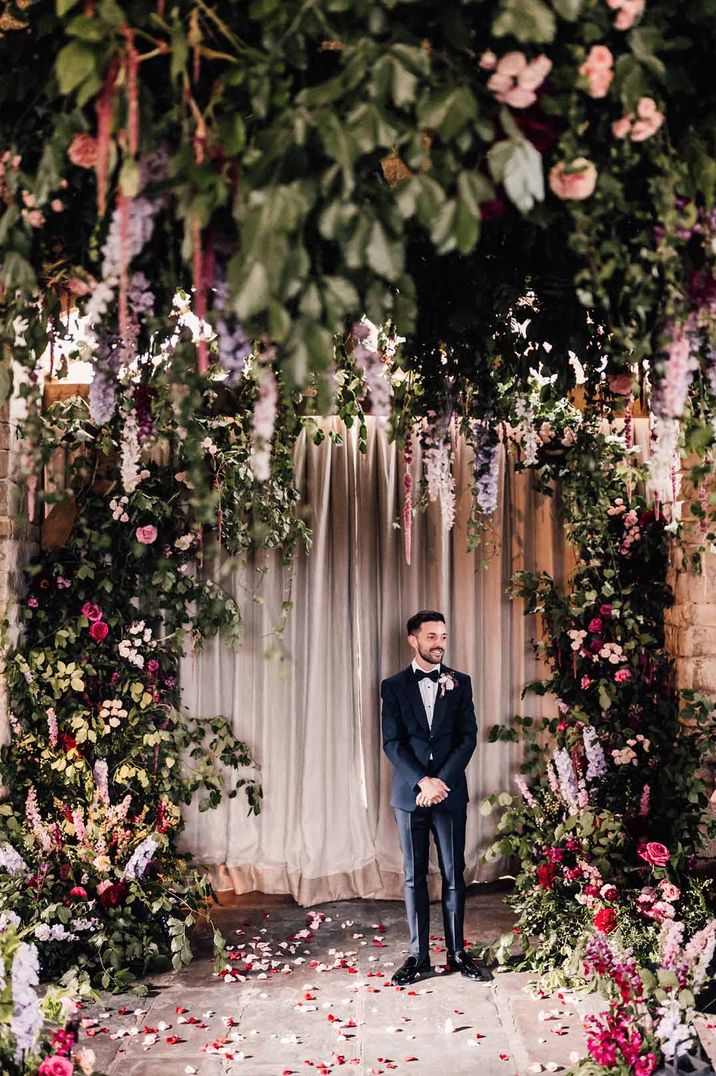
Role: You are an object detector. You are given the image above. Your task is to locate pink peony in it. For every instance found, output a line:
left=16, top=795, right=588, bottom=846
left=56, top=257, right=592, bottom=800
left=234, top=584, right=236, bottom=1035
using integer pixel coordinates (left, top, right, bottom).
left=81, top=602, right=103, bottom=622
left=89, top=621, right=109, bottom=643
left=136, top=525, right=158, bottom=545
left=579, top=45, right=614, bottom=98
left=486, top=51, right=552, bottom=109
left=549, top=158, right=597, bottom=200
left=68, top=132, right=98, bottom=168
left=588, top=617, right=603, bottom=633
left=614, top=668, right=631, bottom=683
left=637, top=841, right=670, bottom=867
left=38, top=1057, right=74, bottom=1076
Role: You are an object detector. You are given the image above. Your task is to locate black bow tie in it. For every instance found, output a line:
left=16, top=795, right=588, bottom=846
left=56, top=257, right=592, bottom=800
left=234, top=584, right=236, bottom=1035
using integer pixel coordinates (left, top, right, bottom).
left=414, top=669, right=440, bottom=683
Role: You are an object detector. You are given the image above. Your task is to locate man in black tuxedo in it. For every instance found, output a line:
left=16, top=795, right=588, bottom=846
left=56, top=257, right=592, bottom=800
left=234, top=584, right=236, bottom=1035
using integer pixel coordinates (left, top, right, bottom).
left=381, top=610, right=485, bottom=984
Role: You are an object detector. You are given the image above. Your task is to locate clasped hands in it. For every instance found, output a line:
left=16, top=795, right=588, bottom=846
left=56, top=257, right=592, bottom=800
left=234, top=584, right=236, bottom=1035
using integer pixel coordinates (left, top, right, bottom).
left=416, top=776, right=450, bottom=807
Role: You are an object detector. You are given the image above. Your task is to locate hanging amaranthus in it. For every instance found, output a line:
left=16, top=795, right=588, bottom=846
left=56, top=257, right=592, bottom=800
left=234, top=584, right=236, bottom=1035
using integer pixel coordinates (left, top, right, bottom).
left=123, top=26, right=140, bottom=155
left=95, top=56, right=120, bottom=216
left=403, top=436, right=414, bottom=566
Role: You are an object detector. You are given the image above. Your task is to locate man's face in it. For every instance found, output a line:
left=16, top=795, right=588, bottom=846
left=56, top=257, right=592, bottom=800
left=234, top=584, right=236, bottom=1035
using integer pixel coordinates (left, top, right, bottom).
left=409, top=621, right=447, bottom=666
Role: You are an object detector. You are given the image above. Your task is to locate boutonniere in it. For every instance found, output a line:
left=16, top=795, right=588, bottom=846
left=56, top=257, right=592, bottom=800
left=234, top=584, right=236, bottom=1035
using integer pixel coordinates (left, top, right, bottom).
left=438, top=672, right=457, bottom=697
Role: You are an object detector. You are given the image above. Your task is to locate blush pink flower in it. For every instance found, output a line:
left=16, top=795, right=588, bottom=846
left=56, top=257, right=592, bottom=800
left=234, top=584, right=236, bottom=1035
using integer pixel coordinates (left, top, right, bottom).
left=486, top=52, right=552, bottom=109
left=548, top=158, right=598, bottom=200
left=136, top=524, right=158, bottom=545
left=658, top=879, right=681, bottom=902
left=612, top=97, right=665, bottom=142
left=606, top=0, right=645, bottom=30
left=579, top=45, right=614, bottom=98
left=614, top=668, right=631, bottom=683
left=631, top=97, right=665, bottom=141
left=580, top=676, right=592, bottom=689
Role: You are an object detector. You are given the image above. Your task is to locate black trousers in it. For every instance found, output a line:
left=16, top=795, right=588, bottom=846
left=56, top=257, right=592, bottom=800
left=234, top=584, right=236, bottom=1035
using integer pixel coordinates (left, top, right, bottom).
left=394, top=803, right=467, bottom=962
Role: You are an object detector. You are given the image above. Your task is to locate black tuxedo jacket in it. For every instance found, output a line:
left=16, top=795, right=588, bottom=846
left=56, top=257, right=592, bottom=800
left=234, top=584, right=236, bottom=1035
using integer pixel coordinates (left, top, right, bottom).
left=381, top=666, right=477, bottom=813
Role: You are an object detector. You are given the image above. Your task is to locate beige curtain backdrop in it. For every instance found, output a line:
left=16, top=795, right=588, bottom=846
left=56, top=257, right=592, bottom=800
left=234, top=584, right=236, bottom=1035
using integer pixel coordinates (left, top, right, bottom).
left=179, top=416, right=603, bottom=904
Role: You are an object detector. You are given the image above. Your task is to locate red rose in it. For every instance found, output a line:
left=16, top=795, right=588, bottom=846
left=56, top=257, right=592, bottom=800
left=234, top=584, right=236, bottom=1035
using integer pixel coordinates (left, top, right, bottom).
left=588, top=617, right=603, bottom=633
left=97, top=881, right=128, bottom=909
left=536, top=863, right=558, bottom=889
left=69, top=886, right=88, bottom=900
left=594, top=907, right=618, bottom=934
left=68, top=132, right=98, bottom=168
left=89, top=620, right=109, bottom=643
left=81, top=602, right=103, bottom=622
left=637, top=841, right=670, bottom=867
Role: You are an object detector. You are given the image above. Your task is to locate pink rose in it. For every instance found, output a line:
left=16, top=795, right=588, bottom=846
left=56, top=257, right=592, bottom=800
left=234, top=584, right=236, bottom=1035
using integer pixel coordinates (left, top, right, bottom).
left=89, top=621, right=109, bottom=643
left=69, top=886, right=88, bottom=900
left=579, top=45, right=614, bottom=99
left=588, top=617, right=603, bottom=633
left=631, top=97, right=665, bottom=142
left=614, top=668, right=631, bottom=683
left=606, top=0, right=645, bottom=31
left=637, top=841, right=670, bottom=867
left=549, top=158, right=598, bottom=201
left=67, top=132, right=98, bottom=168
left=487, top=51, right=552, bottom=109
left=658, top=880, right=680, bottom=902
left=81, top=602, right=103, bottom=622
left=136, top=525, right=158, bottom=545
left=39, top=1057, right=74, bottom=1076
left=580, top=676, right=592, bottom=689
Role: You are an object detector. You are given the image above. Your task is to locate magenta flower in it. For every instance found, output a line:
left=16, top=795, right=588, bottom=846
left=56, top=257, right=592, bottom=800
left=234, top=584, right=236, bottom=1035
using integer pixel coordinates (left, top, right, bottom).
left=89, top=621, right=109, bottom=643
left=588, top=617, right=604, bottom=633
left=136, top=524, right=158, bottom=545
left=81, top=602, right=103, bottom=622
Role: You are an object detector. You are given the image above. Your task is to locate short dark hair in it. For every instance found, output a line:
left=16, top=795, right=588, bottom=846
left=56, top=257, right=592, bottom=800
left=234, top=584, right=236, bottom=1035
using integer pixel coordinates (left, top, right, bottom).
left=407, top=610, right=446, bottom=636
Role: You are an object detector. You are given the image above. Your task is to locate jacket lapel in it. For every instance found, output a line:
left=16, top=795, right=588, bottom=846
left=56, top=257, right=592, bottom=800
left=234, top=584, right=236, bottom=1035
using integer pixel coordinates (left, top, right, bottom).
left=403, top=667, right=430, bottom=737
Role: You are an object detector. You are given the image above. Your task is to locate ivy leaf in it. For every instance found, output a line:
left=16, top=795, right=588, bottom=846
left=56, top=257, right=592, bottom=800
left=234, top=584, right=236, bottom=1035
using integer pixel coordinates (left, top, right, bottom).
left=488, top=137, right=544, bottom=213
left=493, top=0, right=557, bottom=43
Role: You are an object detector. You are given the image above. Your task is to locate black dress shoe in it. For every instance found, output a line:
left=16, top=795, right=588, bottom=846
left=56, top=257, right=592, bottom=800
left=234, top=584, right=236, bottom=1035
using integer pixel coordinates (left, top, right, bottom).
left=391, top=955, right=431, bottom=985
left=448, top=950, right=490, bottom=981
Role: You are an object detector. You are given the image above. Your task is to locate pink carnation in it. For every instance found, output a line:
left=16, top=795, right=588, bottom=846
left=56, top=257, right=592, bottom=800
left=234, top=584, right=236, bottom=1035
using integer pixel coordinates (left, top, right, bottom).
left=486, top=51, right=552, bottom=109
left=549, top=158, right=597, bottom=201
left=136, top=525, right=158, bottom=545
left=579, top=45, right=614, bottom=98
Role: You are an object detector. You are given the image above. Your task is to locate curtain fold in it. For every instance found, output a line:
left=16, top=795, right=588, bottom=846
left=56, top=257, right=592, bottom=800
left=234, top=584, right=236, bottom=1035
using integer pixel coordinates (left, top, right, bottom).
left=179, top=417, right=575, bottom=903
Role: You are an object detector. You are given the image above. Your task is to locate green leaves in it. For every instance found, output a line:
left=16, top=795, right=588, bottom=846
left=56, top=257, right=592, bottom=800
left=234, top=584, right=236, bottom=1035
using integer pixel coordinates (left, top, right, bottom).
left=418, top=86, right=477, bottom=140
left=55, top=40, right=97, bottom=95
left=493, top=0, right=557, bottom=43
left=488, top=136, right=544, bottom=213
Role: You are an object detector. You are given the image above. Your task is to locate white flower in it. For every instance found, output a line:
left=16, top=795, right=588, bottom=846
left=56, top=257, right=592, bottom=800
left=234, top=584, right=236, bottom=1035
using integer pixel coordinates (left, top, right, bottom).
left=11, top=942, right=42, bottom=1060
left=0, top=843, right=27, bottom=875
left=174, top=534, right=195, bottom=551
left=33, top=923, right=78, bottom=942
left=12, top=316, right=29, bottom=348
left=123, top=835, right=159, bottom=880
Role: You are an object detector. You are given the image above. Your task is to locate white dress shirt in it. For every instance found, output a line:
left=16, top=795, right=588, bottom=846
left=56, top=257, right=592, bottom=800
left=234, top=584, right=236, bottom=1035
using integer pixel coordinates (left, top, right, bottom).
left=411, top=657, right=441, bottom=731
